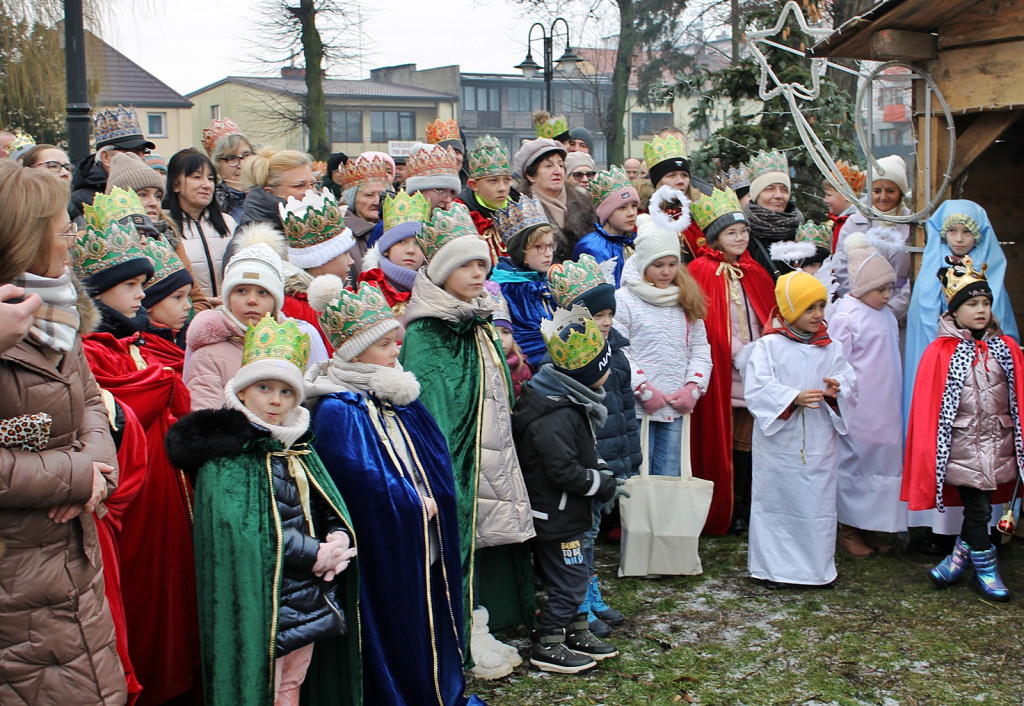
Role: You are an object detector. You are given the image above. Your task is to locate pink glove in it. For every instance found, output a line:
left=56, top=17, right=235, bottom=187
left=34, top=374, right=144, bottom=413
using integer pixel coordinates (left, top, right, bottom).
left=667, top=382, right=702, bottom=414
left=636, top=383, right=667, bottom=415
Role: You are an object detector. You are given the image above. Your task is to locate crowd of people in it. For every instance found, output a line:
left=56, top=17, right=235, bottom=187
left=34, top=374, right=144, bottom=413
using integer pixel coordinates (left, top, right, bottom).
left=0, top=102, right=1021, bottom=705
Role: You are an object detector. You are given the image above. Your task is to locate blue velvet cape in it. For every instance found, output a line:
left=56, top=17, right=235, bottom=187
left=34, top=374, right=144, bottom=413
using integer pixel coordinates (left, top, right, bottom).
left=312, top=391, right=474, bottom=706
left=573, top=223, right=635, bottom=288
left=491, top=258, right=557, bottom=368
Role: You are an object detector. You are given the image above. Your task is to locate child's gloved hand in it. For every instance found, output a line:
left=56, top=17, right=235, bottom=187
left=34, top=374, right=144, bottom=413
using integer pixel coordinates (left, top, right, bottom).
left=667, top=382, right=702, bottom=414
left=600, top=470, right=631, bottom=514
left=314, top=531, right=358, bottom=582
left=635, top=383, right=667, bottom=415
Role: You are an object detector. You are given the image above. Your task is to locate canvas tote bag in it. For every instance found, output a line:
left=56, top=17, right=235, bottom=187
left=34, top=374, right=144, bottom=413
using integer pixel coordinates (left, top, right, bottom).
left=618, top=414, right=714, bottom=576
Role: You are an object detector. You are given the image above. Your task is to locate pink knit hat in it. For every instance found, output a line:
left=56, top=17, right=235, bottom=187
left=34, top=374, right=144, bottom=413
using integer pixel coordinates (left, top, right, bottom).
left=846, top=234, right=896, bottom=298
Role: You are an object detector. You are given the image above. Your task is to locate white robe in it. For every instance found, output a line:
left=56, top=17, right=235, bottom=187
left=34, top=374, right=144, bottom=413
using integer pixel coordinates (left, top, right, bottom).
left=742, top=331, right=855, bottom=585
left=829, top=296, right=908, bottom=533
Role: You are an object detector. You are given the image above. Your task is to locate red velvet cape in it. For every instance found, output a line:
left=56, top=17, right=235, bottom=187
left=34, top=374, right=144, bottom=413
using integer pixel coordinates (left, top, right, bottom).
left=687, top=247, right=776, bottom=534
left=902, top=334, right=1024, bottom=510
left=83, top=333, right=200, bottom=705
left=283, top=291, right=333, bottom=354
left=136, top=329, right=186, bottom=374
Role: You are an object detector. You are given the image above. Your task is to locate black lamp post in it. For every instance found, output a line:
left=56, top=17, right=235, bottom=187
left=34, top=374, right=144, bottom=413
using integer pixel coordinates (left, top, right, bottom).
left=64, top=0, right=91, bottom=161
left=515, top=18, right=583, bottom=113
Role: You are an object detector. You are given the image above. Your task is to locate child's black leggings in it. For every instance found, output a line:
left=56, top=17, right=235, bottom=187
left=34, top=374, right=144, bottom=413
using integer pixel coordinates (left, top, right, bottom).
left=956, top=486, right=994, bottom=550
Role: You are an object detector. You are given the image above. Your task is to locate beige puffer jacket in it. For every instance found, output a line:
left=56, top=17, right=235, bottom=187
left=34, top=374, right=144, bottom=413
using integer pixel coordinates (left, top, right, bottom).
left=941, top=314, right=1020, bottom=490
left=0, top=306, right=126, bottom=703
left=403, top=275, right=535, bottom=547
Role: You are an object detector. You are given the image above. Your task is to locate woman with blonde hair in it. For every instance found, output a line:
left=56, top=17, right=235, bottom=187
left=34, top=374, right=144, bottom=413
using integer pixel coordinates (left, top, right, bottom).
left=238, top=146, right=316, bottom=229
left=0, top=159, right=126, bottom=704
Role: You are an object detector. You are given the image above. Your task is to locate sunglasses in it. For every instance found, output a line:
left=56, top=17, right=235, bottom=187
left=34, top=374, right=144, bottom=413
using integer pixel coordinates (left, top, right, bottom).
left=571, top=171, right=597, bottom=180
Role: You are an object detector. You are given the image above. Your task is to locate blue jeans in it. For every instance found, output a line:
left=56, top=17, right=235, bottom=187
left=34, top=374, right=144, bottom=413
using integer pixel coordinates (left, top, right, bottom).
left=581, top=497, right=603, bottom=574
left=648, top=417, right=683, bottom=476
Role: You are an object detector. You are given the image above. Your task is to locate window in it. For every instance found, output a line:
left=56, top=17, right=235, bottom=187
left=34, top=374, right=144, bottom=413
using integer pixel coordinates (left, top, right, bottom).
left=878, top=128, right=902, bottom=147
left=370, top=111, right=415, bottom=142
left=327, top=110, right=362, bottom=143
left=508, top=87, right=543, bottom=113
left=559, top=88, right=595, bottom=113
left=210, top=104, right=221, bottom=120
left=462, top=85, right=476, bottom=111
left=462, top=85, right=500, bottom=113
left=632, top=112, right=673, bottom=139
left=147, top=112, right=167, bottom=138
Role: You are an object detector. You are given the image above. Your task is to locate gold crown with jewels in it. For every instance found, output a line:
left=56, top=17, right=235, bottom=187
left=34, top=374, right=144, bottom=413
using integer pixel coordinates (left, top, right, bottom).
left=241, top=314, right=311, bottom=371
left=690, top=187, right=743, bottom=232
left=418, top=202, right=479, bottom=262
left=540, top=305, right=606, bottom=371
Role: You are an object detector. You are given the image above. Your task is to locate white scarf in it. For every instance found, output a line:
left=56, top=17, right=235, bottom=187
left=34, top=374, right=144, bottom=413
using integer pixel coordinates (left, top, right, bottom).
left=304, top=357, right=421, bottom=407
left=10, top=268, right=80, bottom=353
left=624, top=278, right=680, bottom=307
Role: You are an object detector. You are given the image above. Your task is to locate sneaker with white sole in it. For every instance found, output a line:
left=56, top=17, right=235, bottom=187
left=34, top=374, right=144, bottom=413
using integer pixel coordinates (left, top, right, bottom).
left=529, top=629, right=597, bottom=674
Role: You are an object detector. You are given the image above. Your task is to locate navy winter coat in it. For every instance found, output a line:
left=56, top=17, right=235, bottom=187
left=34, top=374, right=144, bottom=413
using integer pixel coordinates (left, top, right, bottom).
left=597, top=328, right=642, bottom=479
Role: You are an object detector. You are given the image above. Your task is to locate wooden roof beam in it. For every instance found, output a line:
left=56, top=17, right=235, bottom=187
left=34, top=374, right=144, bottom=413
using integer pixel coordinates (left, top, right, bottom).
left=951, top=112, right=1022, bottom=181
left=871, top=29, right=937, bottom=60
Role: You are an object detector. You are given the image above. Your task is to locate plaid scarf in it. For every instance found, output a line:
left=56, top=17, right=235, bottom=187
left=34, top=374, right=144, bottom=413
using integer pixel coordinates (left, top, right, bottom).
left=10, top=268, right=80, bottom=352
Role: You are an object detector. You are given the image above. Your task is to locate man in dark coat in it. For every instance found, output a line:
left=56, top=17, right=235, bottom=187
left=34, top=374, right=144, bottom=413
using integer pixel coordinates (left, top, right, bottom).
left=71, top=106, right=155, bottom=218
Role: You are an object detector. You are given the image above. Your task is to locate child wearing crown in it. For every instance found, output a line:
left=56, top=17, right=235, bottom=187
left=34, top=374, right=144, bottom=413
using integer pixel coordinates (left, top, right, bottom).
left=304, top=278, right=482, bottom=705
left=573, top=167, right=640, bottom=288
left=400, top=203, right=535, bottom=680
left=459, top=134, right=517, bottom=265
left=358, top=191, right=429, bottom=319
left=643, top=135, right=706, bottom=259
left=166, top=315, right=361, bottom=705
left=547, top=255, right=640, bottom=636
left=492, top=195, right=559, bottom=368
left=512, top=305, right=626, bottom=673
left=740, top=271, right=855, bottom=588
left=485, top=280, right=534, bottom=397
left=902, top=258, right=1024, bottom=602
left=687, top=188, right=776, bottom=536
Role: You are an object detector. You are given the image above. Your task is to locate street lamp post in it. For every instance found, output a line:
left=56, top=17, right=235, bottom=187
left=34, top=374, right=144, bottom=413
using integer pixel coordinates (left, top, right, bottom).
left=515, top=18, right=583, bottom=113
left=64, top=0, right=91, bottom=162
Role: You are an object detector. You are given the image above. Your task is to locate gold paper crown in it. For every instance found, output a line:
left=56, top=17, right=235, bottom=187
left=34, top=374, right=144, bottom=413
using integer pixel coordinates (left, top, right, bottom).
left=5, top=130, right=35, bottom=155
left=534, top=111, right=569, bottom=140
left=426, top=118, right=461, bottom=145
left=796, top=222, right=832, bottom=250
left=72, top=220, right=149, bottom=281
left=587, top=166, right=633, bottom=206
left=547, top=254, right=609, bottom=309
left=83, top=187, right=147, bottom=231
left=241, top=314, right=311, bottom=371
left=494, top=195, right=549, bottom=243
left=540, top=305, right=606, bottom=371
left=383, top=190, right=432, bottom=233
left=201, top=117, right=244, bottom=156
left=317, top=282, right=396, bottom=352
left=468, top=134, right=511, bottom=180
left=418, top=202, right=479, bottom=262
left=834, top=160, right=866, bottom=195
left=341, top=154, right=394, bottom=190
left=939, top=256, right=989, bottom=304
left=406, top=144, right=459, bottom=180
left=748, top=149, right=789, bottom=183
left=643, top=134, right=688, bottom=168
left=279, top=189, right=345, bottom=248
left=690, top=188, right=743, bottom=232
left=142, top=237, right=187, bottom=291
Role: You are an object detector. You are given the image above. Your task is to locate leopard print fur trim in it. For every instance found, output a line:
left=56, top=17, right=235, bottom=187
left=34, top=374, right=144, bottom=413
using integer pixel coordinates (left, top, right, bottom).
left=934, top=340, right=973, bottom=511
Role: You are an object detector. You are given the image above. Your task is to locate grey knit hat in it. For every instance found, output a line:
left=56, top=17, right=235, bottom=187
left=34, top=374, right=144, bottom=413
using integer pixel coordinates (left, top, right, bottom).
left=105, top=152, right=166, bottom=194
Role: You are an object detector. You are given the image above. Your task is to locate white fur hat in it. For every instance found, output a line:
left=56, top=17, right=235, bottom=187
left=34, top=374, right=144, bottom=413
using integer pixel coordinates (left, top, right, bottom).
left=633, top=214, right=682, bottom=275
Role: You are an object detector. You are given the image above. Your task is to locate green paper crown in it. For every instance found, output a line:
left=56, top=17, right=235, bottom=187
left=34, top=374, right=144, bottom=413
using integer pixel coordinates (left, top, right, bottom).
left=494, top=195, right=549, bottom=243
left=72, top=220, right=149, bottom=281
left=317, top=282, right=395, bottom=352
left=691, top=188, right=743, bottom=232
left=142, top=237, right=187, bottom=291
left=535, top=113, right=569, bottom=140
left=643, top=134, right=688, bottom=168
left=468, top=134, right=511, bottom=180
left=540, top=305, right=606, bottom=370
left=383, top=190, right=432, bottom=233
left=241, top=314, right=310, bottom=371
left=796, top=221, right=832, bottom=250
left=83, top=187, right=147, bottom=231
left=279, top=189, right=344, bottom=248
left=748, top=149, right=789, bottom=183
left=547, top=254, right=609, bottom=309
left=587, top=166, right=633, bottom=206
left=418, top=202, right=479, bottom=262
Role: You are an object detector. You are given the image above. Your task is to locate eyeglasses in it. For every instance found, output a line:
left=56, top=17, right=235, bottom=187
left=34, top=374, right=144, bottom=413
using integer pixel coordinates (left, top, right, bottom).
left=219, top=151, right=253, bottom=167
left=33, top=161, right=75, bottom=174
left=430, top=188, right=457, bottom=199
left=57, top=222, right=80, bottom=239
left=571, top=171, right=597, bottom=180
left=284, top=181, right=319, bottom=192
left=529, top=242, right=555, bottom=254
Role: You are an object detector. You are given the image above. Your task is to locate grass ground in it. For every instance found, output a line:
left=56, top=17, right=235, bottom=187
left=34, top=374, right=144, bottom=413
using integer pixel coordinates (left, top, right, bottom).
left=470, top=533, right=1024, bottom=705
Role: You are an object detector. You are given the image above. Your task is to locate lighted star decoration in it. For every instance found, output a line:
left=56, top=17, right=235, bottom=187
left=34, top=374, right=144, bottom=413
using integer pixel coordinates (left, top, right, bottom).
left=744, top=1, right=833, bottom=102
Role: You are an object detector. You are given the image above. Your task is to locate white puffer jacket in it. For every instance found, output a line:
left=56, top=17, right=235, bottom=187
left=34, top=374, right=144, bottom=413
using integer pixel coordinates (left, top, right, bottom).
left=613, top=256, right=713, bottom=422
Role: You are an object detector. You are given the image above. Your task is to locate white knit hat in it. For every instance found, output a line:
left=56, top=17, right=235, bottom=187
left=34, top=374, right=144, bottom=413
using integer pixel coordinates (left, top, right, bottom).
left=871, top=155, right=909, bottom=197
left=633, top=214, right=681, bottom=275
left=221, top=242, right=286, bottom=316
left=227, top=357, right=306, bottom=406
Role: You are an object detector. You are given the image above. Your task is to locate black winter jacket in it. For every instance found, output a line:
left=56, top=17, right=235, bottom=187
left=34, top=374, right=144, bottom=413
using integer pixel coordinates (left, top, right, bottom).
left=512, top=384, right=617, bottom=541
left=166, top=407, right=348, bottom=656
left=597, top=328, right=643, bottom=479
left=70, top=153, right=108, bottom=219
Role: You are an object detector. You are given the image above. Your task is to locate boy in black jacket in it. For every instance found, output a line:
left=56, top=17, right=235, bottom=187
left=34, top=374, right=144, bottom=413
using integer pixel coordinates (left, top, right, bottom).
left=512, top=305, right=628, bottom=674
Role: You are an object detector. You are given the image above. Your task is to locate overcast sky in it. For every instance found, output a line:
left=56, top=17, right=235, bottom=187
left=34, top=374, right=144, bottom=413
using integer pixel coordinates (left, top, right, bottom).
left=104, top=0, right=573, bottom=96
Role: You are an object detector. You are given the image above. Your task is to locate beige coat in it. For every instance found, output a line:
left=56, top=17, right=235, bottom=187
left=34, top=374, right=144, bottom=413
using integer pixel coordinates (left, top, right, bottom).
left=0, top=308, right=126, bottom=704
left=941, top=314, right=1020, bottom=491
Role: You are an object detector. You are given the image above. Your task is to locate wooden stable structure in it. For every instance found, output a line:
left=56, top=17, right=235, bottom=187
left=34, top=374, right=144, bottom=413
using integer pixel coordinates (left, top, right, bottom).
left=812, top=0, right=1024, bottom=332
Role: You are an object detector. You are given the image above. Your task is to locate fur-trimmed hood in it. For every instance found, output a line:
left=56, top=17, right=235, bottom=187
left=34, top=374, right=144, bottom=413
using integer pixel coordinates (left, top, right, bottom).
left=74, top=273, right=101, bottom=334
left=165, top=407, right=269, bottom=476
left=185, top=308, right=243, bottom=351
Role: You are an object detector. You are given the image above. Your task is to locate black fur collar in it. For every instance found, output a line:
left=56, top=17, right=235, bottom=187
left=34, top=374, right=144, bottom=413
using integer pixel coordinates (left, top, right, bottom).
left=165, top=407, right=268, bottom=477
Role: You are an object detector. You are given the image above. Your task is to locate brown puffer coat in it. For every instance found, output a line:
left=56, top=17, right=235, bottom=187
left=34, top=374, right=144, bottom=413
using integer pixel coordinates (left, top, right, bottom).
left=0, top=296, right=126, bottom=704
left=941, top=314, right=1020, bottom=491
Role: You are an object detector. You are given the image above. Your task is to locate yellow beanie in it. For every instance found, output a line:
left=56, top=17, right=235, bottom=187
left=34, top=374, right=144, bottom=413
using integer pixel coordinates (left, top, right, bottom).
left=776, top=271, right=827, bottom=324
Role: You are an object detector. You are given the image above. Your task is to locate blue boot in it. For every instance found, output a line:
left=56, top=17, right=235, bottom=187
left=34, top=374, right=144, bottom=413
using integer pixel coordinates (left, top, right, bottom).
left=969, top=545, right=1010, bottom=602
left=589, top=574, right=625, bottom=626
left=577, top=591, right=611, bottom=638
left=928, top=537, right=971, bottom=588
